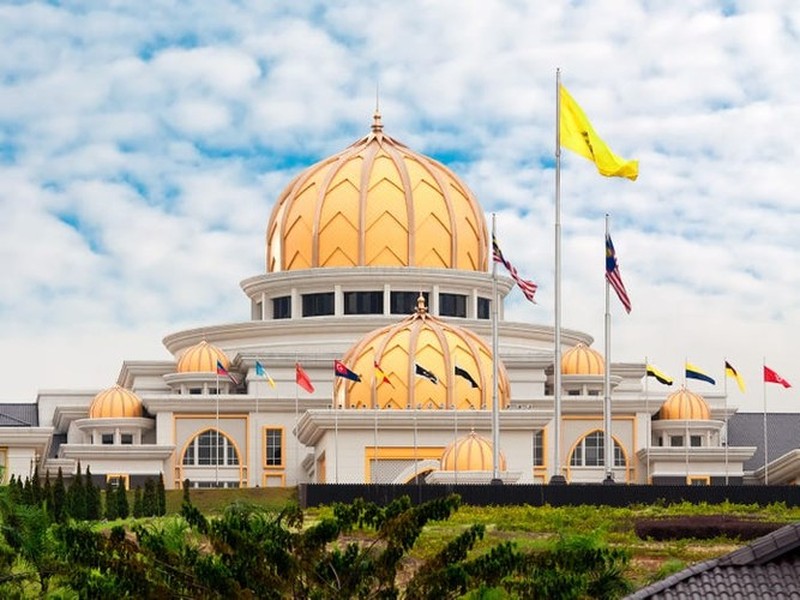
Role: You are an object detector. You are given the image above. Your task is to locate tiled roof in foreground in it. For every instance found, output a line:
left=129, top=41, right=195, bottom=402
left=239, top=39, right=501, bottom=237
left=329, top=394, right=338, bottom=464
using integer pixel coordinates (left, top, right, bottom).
left=626, top=522, right=800, bottom=599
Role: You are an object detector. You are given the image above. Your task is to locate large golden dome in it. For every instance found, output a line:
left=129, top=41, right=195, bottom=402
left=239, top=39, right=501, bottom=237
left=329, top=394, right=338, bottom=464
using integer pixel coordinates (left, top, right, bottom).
left=335, top=296, right=510, bottom=410
left=658, top=387, right=711, bottom=420
left=440, top=431, right=507, bottom=471
left=176, top=340, right=229, bottom=374
left=266, top=113, right=488, bottom=272
left=89, top=385, right=143, bottom=418
left=562, top=342, right=604, bottom=375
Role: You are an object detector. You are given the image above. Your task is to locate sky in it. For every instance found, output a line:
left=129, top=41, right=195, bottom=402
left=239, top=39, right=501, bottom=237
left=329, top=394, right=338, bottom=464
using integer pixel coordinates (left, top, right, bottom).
left=1, top=0, right=798, bottom=412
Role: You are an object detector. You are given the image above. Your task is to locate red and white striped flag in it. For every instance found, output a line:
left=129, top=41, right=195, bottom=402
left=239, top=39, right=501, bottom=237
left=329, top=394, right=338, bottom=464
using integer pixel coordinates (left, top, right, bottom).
left=492, top=235, right=537, bottom=303
left=605, top=234, right=631, bottom=313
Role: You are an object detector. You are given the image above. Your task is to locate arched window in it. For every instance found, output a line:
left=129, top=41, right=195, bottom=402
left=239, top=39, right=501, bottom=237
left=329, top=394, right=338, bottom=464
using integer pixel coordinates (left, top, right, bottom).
left=569, top=431, right=625, bottom=467
left=182, top=430, right=240, bottom=466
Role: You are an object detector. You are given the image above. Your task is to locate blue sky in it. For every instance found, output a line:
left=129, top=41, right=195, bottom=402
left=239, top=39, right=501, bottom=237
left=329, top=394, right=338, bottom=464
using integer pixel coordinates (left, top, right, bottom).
left=1, top=1, right=798, bottom=411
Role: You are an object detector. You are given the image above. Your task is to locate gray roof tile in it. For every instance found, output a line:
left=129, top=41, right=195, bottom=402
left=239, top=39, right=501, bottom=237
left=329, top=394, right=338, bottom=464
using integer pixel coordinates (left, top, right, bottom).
left=626, top=523, right=800, bottom=599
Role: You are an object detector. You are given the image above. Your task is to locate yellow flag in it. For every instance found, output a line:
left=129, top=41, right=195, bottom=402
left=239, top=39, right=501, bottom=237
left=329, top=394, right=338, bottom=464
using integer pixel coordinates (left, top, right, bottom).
left=559, top=84, right=639, bottom=180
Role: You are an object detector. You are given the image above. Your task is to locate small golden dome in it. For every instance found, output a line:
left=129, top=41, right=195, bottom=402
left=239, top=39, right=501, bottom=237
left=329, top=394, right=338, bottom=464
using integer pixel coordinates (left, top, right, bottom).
left=562, top=343, right=604, bottom=375
left=176, top=340, right=229, bottom=373
left=266, top=115, right=488, bottom=273
left=659, top=387, right=711, bottom=420
left=89, top=385, right=143, bottom=418
left=335, top=296, right=510, bottom=411
left=440, top=431, right=507, bottom=471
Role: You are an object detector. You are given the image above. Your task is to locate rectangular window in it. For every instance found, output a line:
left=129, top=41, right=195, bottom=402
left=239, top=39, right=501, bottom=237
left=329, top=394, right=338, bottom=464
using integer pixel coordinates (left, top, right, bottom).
left=302, top=292, right=335, bottom=317
left=198, top=436, right=213, bottom=465
left=477, top=297, right=490, bottom=320
left=120, top=434, right=133, bottom=445
left=390, top=291, right=428, bottom=315
left=439, top=293, right=467, bottom=317
left=532, top=430, right=544, bottom=467
left=690, top=435, right=703, bottom=447
left=585, top=435, right=602, bottom=466
left=265, top=428, right=283, bottom=467
left=344, top=291, right=383, bottom=315
left=101, top=434, right=114, bottom=445
left=670, top=436, right=684, bottom=447
left=183, top=444, right=195, bottom=465
left=272, top=296, right=291, bottom=319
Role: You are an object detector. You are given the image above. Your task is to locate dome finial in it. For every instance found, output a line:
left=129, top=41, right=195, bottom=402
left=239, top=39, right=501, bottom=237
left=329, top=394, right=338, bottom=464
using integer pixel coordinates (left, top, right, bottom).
left=416, top=292, right=427, bottom=314
left=371, top=82, right=383, bottom=133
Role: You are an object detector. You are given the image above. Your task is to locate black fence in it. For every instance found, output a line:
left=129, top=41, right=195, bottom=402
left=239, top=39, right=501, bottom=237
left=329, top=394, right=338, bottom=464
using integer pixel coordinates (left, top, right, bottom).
left=299, top=483, right=800, bottom=508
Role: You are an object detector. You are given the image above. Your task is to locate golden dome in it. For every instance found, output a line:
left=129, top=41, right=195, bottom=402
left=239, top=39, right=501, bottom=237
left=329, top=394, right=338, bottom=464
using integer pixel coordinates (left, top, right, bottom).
left=440, top=431, right=507, bottom=471
left=89, top=385, right=143, bottom=418
left=176, top=340, right=230, bottom=373
left=335, top=296, right=510, bottom=410
left=266, top=113, right=488, bottom=273
left=562, top=343, right=604, bottom=375
left=658, top=387, right=711, bottom=420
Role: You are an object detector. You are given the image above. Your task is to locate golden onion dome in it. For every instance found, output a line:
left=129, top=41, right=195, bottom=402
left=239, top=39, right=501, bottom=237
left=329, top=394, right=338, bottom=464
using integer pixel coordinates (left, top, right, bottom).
left=335, top=295, right=510, bottom=410
left=266, top=112, right=488, bottom=273
left=658, top=387, right=711, bottom=420
left=440, top=431, right=507, bottom=471
left=176, top=340, right=230, bottom=374
left=89, top=385, right=143, bottom=418
left=562, top=342, right=604, bottom=375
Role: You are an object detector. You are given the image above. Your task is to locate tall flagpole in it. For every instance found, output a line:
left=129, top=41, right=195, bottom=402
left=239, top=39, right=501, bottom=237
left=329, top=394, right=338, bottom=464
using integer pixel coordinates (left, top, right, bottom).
left=215, top=372, right=220, bottom=487
left=603, top=214, right=613, bottom=483
left=372, top=361, right=378, bottom=484
left=552, top=68, right=565, bottom=484
left=491, top=213, right=501, bottom=484
left=294, top=358, right=300, bottom=485
left=723, top=358, right=729, bottom=485
left=644, top=356, right=650, bottom=484
left=763, top=357, right=769, bottom=485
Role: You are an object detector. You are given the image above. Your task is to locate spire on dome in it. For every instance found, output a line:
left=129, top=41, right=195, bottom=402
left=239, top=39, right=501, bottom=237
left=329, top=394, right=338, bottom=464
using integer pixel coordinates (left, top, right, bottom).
left=371, top=109, right=383, bottom=133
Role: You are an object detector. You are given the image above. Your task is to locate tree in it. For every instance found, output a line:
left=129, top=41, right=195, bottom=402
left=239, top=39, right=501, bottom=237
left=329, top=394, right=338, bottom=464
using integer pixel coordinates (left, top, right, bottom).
left=42, top=471, right=53, bottom=519
left=133, top=486, right=143, bottom=518
left=104, top=479, right=117, bottom=521
left=115, top=481, right=129, bottom=520
left=31, top=466, right=43, bottom=506
left=142, top=478, right=156, bottom=517
left=85, top=466, right=101, bottom=521
left=52, top=468, right=67, bottom=523
left=67, top=461, right=87, bottom=521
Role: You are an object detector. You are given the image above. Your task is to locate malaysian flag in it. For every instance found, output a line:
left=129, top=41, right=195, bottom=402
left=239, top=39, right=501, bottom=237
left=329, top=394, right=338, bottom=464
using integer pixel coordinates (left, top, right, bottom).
left=492, top=235, right=537, bottom=303
left=605, top=234, right=631, bottom=313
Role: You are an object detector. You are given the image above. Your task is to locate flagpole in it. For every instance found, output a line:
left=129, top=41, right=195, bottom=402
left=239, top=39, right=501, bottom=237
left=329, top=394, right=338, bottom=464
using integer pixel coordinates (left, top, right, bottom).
left=454, top=405, right=459, bottom=486
left=372, top=364, right=378, bottom=484
left=644, top=356, right=650, bottom=484
left=215, top=371, right=220, bottom=487
left=723, top=358, right=729, bottom=485
left=603, top=214, right=613, bottom=483
left=552, top=67, right=565, bottom=484
left=491, top=213, right=501, bottom=484
left=763, top=357, right=768, bottom=485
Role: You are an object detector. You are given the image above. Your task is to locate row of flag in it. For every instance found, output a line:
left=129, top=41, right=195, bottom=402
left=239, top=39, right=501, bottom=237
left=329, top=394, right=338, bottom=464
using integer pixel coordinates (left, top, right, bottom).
left=645, top=361, right=791, bottom=390
left=245, top=359, right=481, bottom=394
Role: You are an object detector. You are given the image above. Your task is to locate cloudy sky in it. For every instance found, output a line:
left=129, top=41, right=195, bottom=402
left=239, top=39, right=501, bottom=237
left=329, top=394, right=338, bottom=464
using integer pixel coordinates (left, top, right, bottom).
left=1, top=1, right=797, bottom=412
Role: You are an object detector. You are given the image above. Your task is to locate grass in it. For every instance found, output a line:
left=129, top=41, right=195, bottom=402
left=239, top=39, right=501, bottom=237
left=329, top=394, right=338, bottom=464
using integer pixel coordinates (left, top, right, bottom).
left=136, top=488, right=800, bottom=591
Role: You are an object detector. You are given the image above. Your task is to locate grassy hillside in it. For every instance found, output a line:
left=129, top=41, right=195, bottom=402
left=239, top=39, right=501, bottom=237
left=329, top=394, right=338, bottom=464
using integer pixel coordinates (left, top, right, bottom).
left=165, top=487, right=800, bottom=589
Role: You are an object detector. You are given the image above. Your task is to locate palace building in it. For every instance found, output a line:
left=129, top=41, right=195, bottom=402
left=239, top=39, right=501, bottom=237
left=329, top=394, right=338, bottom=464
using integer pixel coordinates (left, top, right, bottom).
left=2, top=112, right=791, bottom=489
